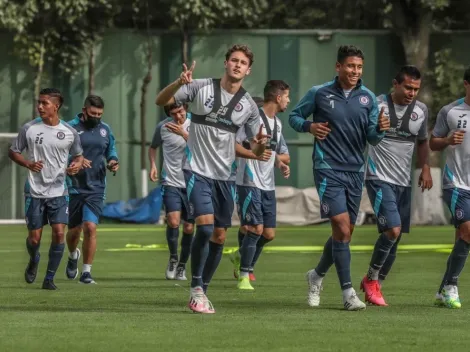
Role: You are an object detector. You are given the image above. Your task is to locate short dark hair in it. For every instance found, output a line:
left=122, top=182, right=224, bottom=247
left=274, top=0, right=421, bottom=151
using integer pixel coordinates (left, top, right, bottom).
left=394, top=65, right=421, bottom=84
left=84, top=95, right=105, bottom=109
left=464, top=66, right=470, bottom=82
left=164, top=102, right=188, bottom=117
left=225, top=44, right=254, bottom=66
left=251, top=96, right=264, bottom=108
left=263, top=80, right=290, bottom=103
left=39, top=88, right=64, bottom=109
left=337, top=45, right=365, bottom=64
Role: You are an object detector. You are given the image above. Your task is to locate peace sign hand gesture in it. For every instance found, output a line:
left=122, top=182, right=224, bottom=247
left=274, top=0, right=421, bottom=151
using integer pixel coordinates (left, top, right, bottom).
left=178, top=61, right=196, bottom=85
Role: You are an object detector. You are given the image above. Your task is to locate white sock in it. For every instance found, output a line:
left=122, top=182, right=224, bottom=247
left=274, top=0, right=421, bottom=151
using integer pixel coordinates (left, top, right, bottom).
left=342, top=287, right=355, bottom=300
left=367, top=266, right=380, bottom=281
left=82, top=264, right=92, bottom=273
left=240, top=271, right=249, bottom=279
left=310, top=269, right=324, bottom=286
left=69, top=250, right=78, bottom=260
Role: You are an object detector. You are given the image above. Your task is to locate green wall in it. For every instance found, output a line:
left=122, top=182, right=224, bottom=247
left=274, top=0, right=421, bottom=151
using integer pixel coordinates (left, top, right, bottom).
left=1, top=29, right=470, bottom=218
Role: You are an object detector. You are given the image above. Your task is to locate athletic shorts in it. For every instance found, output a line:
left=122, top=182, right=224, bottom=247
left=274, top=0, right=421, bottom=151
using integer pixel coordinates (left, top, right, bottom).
left=443, top=187, right=470, bottom=228
left=68, top=193, right=105, bottom=228
left=25, top=196, right=69, bottom=230
left=236, top=185, right=276, bottom=228
left=161, top=185, right=193, bottom=223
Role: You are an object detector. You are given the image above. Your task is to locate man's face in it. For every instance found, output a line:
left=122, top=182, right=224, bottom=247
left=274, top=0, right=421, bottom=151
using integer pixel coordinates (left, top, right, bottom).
left=37, top=95, right=59, bottom=118
left=224, top=51, right=251, bottom=82
left=464, top=79, right=470, bottom=94
left=336, top=56, right=363, bottom=88
left=82, top=106, right=104, bottom=120
left=276, top=89, right=291, bottom=112
left=393, top=76, right=421, bottom=105
left=169, top=106, right=187, bottom=124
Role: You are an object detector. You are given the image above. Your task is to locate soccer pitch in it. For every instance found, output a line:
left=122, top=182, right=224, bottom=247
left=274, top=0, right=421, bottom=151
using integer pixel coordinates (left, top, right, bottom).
left=0, top=224, right=468, bottom=352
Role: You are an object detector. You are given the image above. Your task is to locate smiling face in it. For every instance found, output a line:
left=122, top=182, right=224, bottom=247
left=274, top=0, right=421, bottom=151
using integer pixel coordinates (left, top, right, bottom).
left=393, top=75, right=421, bottom=105
left=224, top=51, right=252, bottom=82
left=336, top=56, right=363, bottom=89
left=169, top=105, right=187, bottom=124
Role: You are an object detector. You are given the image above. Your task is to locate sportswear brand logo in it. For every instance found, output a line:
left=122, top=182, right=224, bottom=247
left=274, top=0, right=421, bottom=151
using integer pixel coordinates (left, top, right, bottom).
left=326, top=94, right=335, bottom=98
left=35, top=132, right=44, bottom=144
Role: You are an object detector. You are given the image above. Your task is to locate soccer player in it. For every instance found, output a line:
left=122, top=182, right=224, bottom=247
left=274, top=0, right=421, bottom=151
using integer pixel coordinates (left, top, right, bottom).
left=289, top=45, right=390, bottom=311
left=148, top=102, right=194, bottom=280
left=155, top=44, right=267, bottom=314
left=232, top=83, right=291, bottom=290
left=8, top=88, right=83, bottom=290
left=360, top=65, right=433, bottom=306
left=431, top=66, right=470, bottom=309
left=65, top=95, right=119, bottom=284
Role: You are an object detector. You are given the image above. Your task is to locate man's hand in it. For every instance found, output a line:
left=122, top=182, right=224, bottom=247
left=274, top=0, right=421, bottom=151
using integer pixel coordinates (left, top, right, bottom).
left=166, top=122, right=185, bottom=137
left=278, top=161, right=290, bottom=179
left=257, top=149, right=272, bottom=162
left=418, top=165, right=433, bottom=192
left=66, top=161, right=81, bottom=175
left=82, top=158, right=92, bottom=169
left=149, top=166, right=158, bottom=182
left=378, top=107, right=390, bottom=131
left=309, top=122, right=331, bottom=141
left=27, top=160, right=44, bottom=173
left=178, top=61, right=196, bottom=85
left=107, top=160, right=119, bottom=173
left=253, top=124, right=271, bottom=145
left=447, top=130, right=466, bottom=145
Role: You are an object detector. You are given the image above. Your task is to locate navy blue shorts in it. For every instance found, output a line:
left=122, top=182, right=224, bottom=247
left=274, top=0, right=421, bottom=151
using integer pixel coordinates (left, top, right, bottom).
left=237, top=186, right=276, bottom=228
left=25, top=196, right=69, bottom=230
left=68, top=193, right=105, bottom=228
left=184, top=170, right=236, bottom=228
left=443, top=187, right=470, bottom=228
left=162, top=185, right=193, bottom=223
left=314, top=169, right=363, bottom=224
left=366, top=180, right=412, bottom=233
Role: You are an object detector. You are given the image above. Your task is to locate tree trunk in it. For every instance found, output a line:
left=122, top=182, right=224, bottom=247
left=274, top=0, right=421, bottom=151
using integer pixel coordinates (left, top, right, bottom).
left=140, top=8, right=153, bottom=197
left=181, top=25, right=189, bottom=64
left=32, top=38, right=45, bottom=119
left=88, top=45, right=95, bottom=95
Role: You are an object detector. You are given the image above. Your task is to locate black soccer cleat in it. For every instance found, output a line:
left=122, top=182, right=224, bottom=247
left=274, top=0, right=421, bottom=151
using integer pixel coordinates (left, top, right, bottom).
left=42, top=279, right=58, bottom=290
left=24, top=254, right=40, bottom=284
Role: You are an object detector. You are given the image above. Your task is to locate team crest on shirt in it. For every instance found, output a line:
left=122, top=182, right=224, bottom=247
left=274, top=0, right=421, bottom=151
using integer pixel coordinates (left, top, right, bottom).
left=359, top=96, right=369, bottom=105
left=378, top=215, right=387, bottom=226
left=456, top=209, right=464, bottom=220
left=57, top=131, right=65, bottom=140
left=100, top=128, right=107, bottom=137
left=235, top=103, right=243, bottom=112
left=321, top=202, right=329, bottom=214
left=410, top=112, right=419, bottom=121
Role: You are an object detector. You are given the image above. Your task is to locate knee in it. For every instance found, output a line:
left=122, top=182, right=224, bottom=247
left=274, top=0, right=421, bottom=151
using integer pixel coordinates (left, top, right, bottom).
left=183, top=222, right=194, bottom=234
left=211, top=228, right=226, bottom=244
left=28, top=232, right=41, bottom=245
left=52, top=229, right=65, bottom=242
left=167, top=217, right=180, bottom=229
left=83, top=222, right=97, bottom=238
left=332, top=220, right=351, bottom=242
left=262, top=229, right=275, bottom=241
left=247, top=225, right=263, bottom=236
left=385, top=227, right=401, bottom=240
left=458, top=223, right=470, bottom=243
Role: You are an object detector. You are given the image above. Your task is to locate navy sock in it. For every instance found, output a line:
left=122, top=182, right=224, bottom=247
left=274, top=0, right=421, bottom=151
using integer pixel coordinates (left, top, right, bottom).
left=332, top=240, right=352, bottom=290
left=238, top=230, right=245, bottom=249
left=45, top=243, right=65, bottom=280
left=367, top=233, right=397, bottom=280
left=202, top=241, right=224, bottom=293
left=315, top=236, right=333, bottom=276
left=445, top=238, right=470, bottom=286
left=26, top=237, right=40, bottom=263
left=438, top=254, right=452, bottom=293
left=251, top=236, right=272, bottom=269
left=379, top=234, right=402, bottom=281
left=240, top=232, right=260, bottom=274
left=166, top=226, right=179, bottom=261
left=178, top=232, right=193, bottom=266
left=190, top=224, right=213, bottom=288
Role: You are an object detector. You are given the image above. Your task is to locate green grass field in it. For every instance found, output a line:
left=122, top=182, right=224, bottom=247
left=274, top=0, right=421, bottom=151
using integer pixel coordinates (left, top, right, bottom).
left=0, top=224, right=468, bottom=352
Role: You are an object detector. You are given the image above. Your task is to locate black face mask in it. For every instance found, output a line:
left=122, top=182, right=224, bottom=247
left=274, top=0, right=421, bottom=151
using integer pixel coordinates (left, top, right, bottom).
left=83, top=114, right=101, bottom=129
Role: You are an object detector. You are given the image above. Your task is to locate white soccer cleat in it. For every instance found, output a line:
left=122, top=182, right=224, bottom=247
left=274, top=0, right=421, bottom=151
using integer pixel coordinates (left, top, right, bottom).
left=188, top=287, right=215, bottom=314
left=165, top=259, right=177, bottom=280
left=306, top=269, right=322, bottom=307
left=343, top=289, right=367, bottom=311
left=434, top=292, right=446, bottom=307
left=175, top=266, right=187, bottom=281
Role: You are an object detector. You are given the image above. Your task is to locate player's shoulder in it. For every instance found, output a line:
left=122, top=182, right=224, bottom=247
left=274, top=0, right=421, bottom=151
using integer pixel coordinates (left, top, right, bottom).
left=98, top=120, right=115, bottom=133
left=59, top=120, right=80, bottom=136
left=67, top=115, right=81, bottom=127
left=309, top=79, right=336, bottom=95
left=242, top=92, right=260, bottom=115
left=275, top=116, right=283, bottom=128
left=21, top=117, right=42, bottom=132
left=414, top=99, right=429, bottom=115
left=191, top=78, right=212, bottom=90
left=439, top=98, right=466, bottom=117
left=359, top=84, right=377, bottom=100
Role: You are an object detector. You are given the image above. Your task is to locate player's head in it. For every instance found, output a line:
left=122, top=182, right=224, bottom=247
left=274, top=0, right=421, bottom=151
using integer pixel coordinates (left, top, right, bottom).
left=464, top=65, right=470, bottom=93
left=335, top=45, right=364, bottom=89
left=263, top=80, right=290, bottom=112
left=224, top=44, right=254, bottom=82
left=164, top=102, right=188, bottom=124
left=392, top=65, right=422, bottom=105
left=82, top=95, right=105, bottom=128
left=37, top=88, right=63, bottom=118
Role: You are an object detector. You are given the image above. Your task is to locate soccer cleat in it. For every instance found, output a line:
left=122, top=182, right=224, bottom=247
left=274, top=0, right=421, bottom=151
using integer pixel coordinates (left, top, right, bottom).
left=229, top=250, right=240, bottom=279
left=237, top=276, right=254, bottom=290
left=42, top=279, right=58, bottom=290
left=442, top=285, right=462, bottom=309
left=249, top=272, right=256, bottom=282
left=79, top=272, right=96, bottom=284
left=360, top=276, right=388, bottom=306
left=434, top=292, right=446, bottom=307
left=65, top=249, right=81, bottom=280
left=165, top=258, right=178, bottom=280
left=188, top=287, right=214, bottom=314
left=175, top=266, right=187, bottom=281
left=343, top=289, right=367, bottom=311
left=24, top=254, right=40, bottom=284
left=306, top=269, right=322, bottom=307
